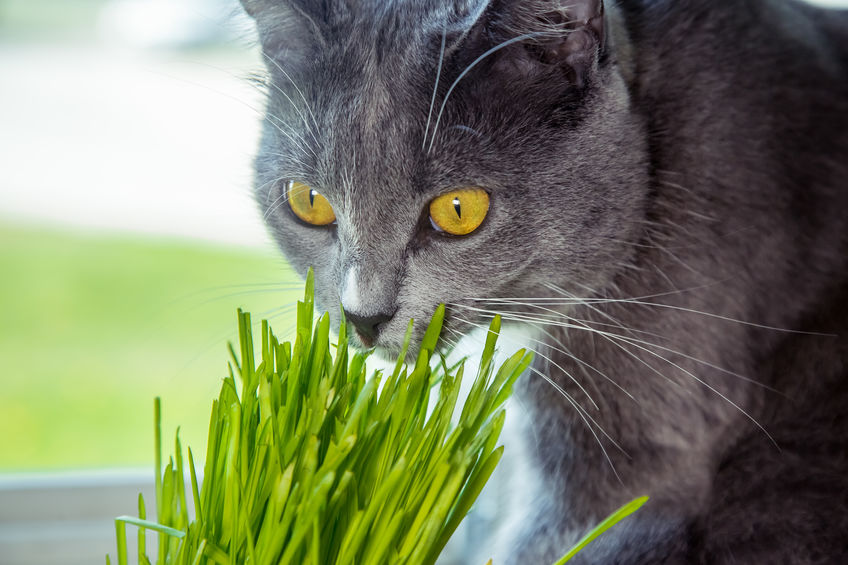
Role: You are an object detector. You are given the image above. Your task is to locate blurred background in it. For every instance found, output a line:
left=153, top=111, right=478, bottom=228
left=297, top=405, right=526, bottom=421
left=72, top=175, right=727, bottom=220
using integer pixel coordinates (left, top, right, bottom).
left=1, top=0, right=847, bottom=563
left=0, top=0, right=288, bottom=475
left=0, top=1, right=301, bottom=562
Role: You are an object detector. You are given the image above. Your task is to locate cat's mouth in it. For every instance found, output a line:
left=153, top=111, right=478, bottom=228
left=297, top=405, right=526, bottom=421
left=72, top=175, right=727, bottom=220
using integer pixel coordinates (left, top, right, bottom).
left=343, top=315, right=404, bottom=359
left=345, top=308, right=459, bottom=363
left=349, top=332, right=407, bottom=363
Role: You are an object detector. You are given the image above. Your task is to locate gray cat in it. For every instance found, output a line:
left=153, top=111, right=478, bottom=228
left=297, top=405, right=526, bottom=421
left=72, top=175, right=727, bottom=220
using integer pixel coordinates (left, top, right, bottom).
left=238, top=0, right=848, bottom=562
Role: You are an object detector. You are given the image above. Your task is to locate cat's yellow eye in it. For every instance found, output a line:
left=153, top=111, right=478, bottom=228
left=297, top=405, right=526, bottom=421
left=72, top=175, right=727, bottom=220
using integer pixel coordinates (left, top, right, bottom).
left=429, top=188, right=490, bottom=236
left=287, top=181, right=336, bottom=226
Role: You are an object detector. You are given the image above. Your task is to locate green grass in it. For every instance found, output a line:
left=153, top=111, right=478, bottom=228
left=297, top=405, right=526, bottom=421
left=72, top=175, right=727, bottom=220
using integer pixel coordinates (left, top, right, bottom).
left=0, top=222, right=297, bottom=470
left=111, top=272, right=534, bottom=564
left=108, top=273, right=647, bottom=564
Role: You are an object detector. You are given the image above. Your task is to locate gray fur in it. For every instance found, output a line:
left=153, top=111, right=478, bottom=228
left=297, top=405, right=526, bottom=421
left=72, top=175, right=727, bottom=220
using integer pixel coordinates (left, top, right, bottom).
left=241, top=0, right=848, bottom=562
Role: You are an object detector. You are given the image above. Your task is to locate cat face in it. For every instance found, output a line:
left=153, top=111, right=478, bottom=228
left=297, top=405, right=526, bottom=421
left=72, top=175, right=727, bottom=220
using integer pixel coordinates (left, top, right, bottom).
left=246, top=0, right=650, bottom=358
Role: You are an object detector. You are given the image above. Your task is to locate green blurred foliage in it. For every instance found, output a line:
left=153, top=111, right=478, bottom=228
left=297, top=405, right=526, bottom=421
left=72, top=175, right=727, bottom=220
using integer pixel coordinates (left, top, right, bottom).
left=0, top=222, right=301, bottom=470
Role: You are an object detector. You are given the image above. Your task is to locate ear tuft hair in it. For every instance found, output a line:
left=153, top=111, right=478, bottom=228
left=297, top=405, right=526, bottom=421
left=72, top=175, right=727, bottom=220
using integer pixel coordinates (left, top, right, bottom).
left=499, top=0, right=606, bottom=87
left=238, top=0, right=329, bottom=65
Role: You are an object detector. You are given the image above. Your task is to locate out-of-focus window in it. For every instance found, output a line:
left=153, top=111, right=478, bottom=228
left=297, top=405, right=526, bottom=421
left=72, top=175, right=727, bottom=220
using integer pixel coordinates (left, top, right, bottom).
left=0, top=3, right=295, bottom=561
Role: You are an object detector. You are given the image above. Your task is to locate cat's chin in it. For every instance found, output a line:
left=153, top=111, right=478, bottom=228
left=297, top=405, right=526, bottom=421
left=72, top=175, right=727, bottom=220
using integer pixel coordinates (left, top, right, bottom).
left=370, top=344, right=405, bottom=363
left=346, top=334, right=405, bottom=363
left=348, top=335, right=437, bottom=366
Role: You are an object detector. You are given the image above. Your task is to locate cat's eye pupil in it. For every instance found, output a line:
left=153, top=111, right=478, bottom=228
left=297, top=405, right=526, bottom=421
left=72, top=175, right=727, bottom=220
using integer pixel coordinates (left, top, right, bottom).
left=429, top=188, right=489, bottom=236
left=286, top=181, right=336, bottom=226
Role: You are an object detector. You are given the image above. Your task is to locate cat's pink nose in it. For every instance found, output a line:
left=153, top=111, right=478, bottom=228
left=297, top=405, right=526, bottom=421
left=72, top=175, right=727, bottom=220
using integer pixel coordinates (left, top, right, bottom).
left=343, top=309, right=394, bottom=347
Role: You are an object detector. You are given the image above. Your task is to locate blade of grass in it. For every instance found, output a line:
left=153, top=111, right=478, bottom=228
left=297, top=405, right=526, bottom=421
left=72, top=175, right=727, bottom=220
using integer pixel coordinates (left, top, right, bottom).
left=552, top=496, right=650, bottom=565
left=115, top=518, right=128, bottom=565
left=115, top=516, right=187, bottom=539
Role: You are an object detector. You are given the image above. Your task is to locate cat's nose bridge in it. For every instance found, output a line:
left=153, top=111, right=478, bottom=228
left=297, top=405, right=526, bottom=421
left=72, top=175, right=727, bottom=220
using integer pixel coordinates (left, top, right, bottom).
left=339, top=259, right=400, bottom=322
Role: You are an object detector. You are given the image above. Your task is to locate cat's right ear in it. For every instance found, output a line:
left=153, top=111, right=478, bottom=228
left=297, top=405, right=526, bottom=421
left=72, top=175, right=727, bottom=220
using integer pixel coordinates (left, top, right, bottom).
left=497, top=0, right=606, bottom=88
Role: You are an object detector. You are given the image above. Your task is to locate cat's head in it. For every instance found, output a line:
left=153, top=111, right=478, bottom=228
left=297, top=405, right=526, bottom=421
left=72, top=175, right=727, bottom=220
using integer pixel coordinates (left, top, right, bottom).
left=242, top=0, right=650, bottom=358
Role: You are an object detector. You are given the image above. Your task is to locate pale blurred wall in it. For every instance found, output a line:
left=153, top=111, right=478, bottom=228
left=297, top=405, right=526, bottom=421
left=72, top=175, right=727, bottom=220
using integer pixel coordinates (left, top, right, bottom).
left=0, top=0, right=271, bottom=248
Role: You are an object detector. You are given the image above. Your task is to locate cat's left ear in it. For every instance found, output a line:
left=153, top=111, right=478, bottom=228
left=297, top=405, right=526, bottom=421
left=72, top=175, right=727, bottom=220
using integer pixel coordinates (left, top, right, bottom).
left=506, top=0, right=606, bottom=88
left=238, top=0, right=327, bottom=63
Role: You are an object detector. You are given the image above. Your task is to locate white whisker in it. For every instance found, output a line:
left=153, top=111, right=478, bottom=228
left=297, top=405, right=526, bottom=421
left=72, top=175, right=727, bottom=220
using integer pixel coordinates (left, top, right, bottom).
left=261, top=52, right=322, bottom=146
left=427, top=32, right=544, bottom=153
left=449, top=298, right=779, bottom=448
left=471, top=294, right=833, bottom=336
left=525, top=321, right=638, bottom=403
left=453, top=314, right=599, bottom=411
left=423, top=26, right=447, bottom=148
left=262, top=185, right=289, bottom=220
left=454, top=301, right=780, bottom=393
left=448, top=314, right=630, bottom=478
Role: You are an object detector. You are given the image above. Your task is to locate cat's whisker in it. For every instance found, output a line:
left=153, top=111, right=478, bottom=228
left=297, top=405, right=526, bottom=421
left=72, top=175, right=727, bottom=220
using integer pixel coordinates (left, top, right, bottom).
left=263, top=112, right=319, bottom=161
left=656, top=244, right=704, bottom=277
left=526, top=364, right=625, bottom=483
left=450, top=297, right=782, bottom=447
left=450, top=314, right=629, bottom=456
left=256, top=302, right=297, bottom=318
left=427, top=32, right=545, bottom=153
left=255, top=173, right=300, bottom=218
left=469, top=279, right=716, bottom=304
left=260, top=174, right=285, bottom=205
left=456, top=301, right=779, bottom=393
left=596, top=327, right=780, bottom=448
left=474, top=293, right=835, bottom=336
left=458, top=300, right=668, bottom=343
left=448, top=125, right=484, bottom=138
left=188, top=288, right=301, bottom=310
left=446, top=317, right=627, bottom=480
left=586, top=297, right=834, bottom=337
left=524, top=320, right=638, bottom=404
left=264, top=152, right=314, bottom=178
left=494, top=309, right=636, bottom=403
left=453, top=314, right=600, bottom=411
left=165, top=66, right=316, bottom=162
left=183, top=279, right=299, bottom=294
left=142, top=62, right=311, bottom=159
left=451, top=302, right=637, bottom=402
left=558, top=321, right=776, bottom=446
left=604, top=330, right=785, bottom=395
left=422, top=26, right=447, bottom=149
left=441, top=332, right=464, bottom=357
left=441, top=324, right=548, bottom=456
left=260, top=52, right=322, bottom=146
left=263, top=187, right=289, bottom=220
left=442, top=326, right=468, bottom=358
left=554, top=287, right=783, bottom=395
left=544, top=283, right=643, bottom=341
left=655, top=177, right=706, bottom=201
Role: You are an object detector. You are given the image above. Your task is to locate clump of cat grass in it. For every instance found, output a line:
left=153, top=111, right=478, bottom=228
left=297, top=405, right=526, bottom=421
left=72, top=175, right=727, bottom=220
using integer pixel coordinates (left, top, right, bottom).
left=110, top=269, right=533, bottom=564
left=110, top=270, right=648, bottom=564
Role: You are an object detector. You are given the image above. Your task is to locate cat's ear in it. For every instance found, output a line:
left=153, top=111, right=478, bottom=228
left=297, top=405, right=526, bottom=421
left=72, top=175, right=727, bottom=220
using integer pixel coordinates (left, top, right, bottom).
left=239, top=0, right=327, bottom=60
left=500, top=0, right=606, bottom=88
